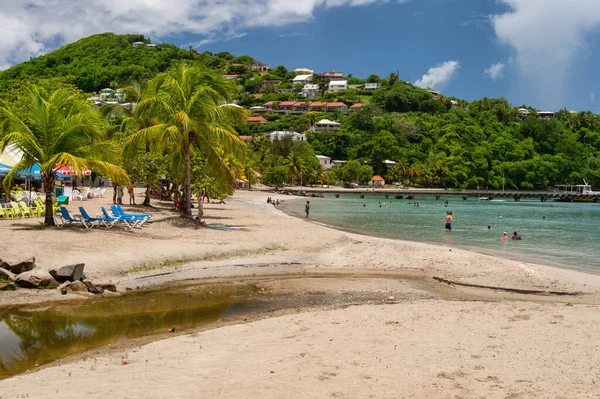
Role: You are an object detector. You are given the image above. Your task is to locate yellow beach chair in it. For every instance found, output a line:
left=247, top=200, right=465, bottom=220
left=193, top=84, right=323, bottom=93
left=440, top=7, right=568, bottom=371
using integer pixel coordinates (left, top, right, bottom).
left=0, top=205, right=15, bottom=220
left=19, top=201, right=42, bottom=218
left=9, top=202, right=25, bottom=218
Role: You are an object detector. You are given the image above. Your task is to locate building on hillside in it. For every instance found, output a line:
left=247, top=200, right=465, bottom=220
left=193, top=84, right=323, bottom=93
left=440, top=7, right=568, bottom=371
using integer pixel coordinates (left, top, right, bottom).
left=331, top=160, right=346, bottom=168
left=146, top=44, right=157, bottom=48
left=301, top=84, right=321, bottom=98
left=132, top=41, right=146, bottom=47
left=260, top=80, right=281, bottom=92
left=251, top=62, right=269, bottom=73
left=427, top=89, right=441, bottom=100
left=294, top=68, right=314, bottom=74
left=383, top=160, right=396, bottom=168
left=239, top=135, right=253, bottom=142
left=350, top=103, right=364, bottom=112
left=325, top=102, right=348, bottom=113
left=267, top=131, right=306, bottom=141
left=316, top=155, right=332, bottom=170
left=369, top=175, right=385, bottom=187
left=99, top=88, right=116, bottom=101
left=250, top=106, right=271, bottom=114
left=307, top=102, right=326, bottom=112
left=246, top=116, right=268, bottom=123
left=223, top=74, right=240, bottom=80
left=292, top=74, right=313, bottom=85
left=328, top=80, right=348, bottom=93
left=277, top=88, right=295, bottom=94
left=311, top=119, right=341, bottom=133
left=364, top=82, right=382, bottom=91
left=537, top=111, right=555, bottom=119
left=322, top=71, right=344, bottom=81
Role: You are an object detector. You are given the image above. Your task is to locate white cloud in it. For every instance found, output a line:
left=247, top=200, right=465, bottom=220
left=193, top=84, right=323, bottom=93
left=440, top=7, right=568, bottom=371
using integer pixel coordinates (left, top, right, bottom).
left=484, top=62, right=505, bottom=81
left=0, top=0, right=405, bottom=69
left=414, top=61, right=460, bottom=90
left=590, top=92, right=596, bottom=102
left=492, top=0, right=600, bottom=108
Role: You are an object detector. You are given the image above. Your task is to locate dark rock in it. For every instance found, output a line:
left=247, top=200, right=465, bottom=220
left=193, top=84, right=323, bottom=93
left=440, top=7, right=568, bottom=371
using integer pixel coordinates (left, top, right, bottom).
left=83, top=279, right=96, bottom=291
left=15, top=269, right=58, bottom=289
left=0, top=268, right=16, bottom=281
left=57, top=281, right=71, bottom=294
left=0, top=259, right=10, bottom=271
left=68, top=280, right=89, bottom=292
left=0, top=282, right=17, bottom=291
left=96, top=281, right=118, bottom=292
left=10, top=257, right=36, bottom=275
left=49, top=263, right=85, bottom=283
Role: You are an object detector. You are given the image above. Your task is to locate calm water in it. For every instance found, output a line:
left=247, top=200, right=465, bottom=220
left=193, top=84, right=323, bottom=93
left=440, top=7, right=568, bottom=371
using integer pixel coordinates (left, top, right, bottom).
left=281, top=195, right=600, bottom=273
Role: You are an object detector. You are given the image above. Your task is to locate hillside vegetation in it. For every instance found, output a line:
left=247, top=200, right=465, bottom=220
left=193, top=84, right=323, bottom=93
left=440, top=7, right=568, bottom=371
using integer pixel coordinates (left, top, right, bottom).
left=1, top=33, right=599, bottom=190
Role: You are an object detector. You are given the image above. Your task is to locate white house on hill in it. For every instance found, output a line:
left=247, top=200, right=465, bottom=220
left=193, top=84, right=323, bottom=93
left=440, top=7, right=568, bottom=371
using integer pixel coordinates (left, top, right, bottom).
left=311, top=119, right=341, bottom=133
left=293, top=74, right=313, bottom=85
left=267, top=131, right=306, bottom=141
left=328, top=80, right=348, bottom=93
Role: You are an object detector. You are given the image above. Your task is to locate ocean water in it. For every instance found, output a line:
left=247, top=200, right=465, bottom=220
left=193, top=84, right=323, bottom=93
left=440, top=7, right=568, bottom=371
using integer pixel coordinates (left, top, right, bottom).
left=280, top=195, right=600, bottom=274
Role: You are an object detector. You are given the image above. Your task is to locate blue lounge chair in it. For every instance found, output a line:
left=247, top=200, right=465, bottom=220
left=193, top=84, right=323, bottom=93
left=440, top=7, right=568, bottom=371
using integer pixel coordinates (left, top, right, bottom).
left=78, top=207, right=116, bottom=229
left=101, top=207, right=135, bottom=228
left=113, top=204, right=152, bottom=219
left=110, top=205, right=151, bottom=226
left=56, top=207, right=83, bottom=227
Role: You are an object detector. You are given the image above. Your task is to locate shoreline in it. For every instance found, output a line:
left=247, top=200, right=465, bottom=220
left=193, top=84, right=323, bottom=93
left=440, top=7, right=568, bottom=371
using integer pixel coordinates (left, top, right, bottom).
left=2, top=189, right=600, bottom=397
left=278, top=194, right=600, bottom=278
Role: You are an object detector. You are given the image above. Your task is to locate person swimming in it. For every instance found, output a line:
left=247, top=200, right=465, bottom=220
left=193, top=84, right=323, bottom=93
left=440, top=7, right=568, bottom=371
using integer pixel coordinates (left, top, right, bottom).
left=512, top=231, right=522, bottom=240
left=501, top=232, right=509, bottom=241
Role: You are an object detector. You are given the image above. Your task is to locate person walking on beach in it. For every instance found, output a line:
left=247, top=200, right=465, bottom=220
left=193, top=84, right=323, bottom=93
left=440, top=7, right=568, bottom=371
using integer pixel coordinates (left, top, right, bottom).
left=127, top=183, right=136, bottom=205
left=112, top=183, right=118, bottom=204
left=444, top=211, right=453, bottom=231
left=305, top=201, right=310, bottom=218
left=116, top=185, right=124, bottom=205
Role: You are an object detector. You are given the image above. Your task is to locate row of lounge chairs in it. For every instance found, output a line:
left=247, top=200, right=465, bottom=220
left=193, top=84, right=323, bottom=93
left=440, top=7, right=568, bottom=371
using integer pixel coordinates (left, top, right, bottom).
left=0, top=198, right=57, bottom=220
left=56, top=205, right=152, bottom=229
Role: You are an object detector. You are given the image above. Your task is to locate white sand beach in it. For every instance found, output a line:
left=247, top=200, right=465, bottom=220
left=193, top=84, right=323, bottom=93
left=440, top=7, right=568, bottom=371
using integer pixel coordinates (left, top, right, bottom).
left=1, top=189, right=600, bottom=398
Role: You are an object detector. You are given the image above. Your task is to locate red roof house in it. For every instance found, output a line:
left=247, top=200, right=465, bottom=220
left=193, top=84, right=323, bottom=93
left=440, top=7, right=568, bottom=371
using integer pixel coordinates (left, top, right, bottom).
left=246, top=116, right=268, bottom=123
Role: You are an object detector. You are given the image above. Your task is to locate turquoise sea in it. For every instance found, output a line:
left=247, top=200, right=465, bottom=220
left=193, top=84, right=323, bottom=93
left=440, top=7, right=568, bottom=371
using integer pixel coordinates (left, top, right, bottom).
left=280, top=195, right=600, bottom=274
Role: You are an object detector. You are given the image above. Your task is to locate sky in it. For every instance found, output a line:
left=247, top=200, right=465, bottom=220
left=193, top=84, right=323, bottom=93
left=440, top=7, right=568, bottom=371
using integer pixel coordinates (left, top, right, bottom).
left=2, top=0, right=600, bottom=111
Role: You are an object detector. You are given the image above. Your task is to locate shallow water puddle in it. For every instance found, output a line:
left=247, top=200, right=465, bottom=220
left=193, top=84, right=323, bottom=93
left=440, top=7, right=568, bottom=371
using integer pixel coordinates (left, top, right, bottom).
left=0, top=284, right=278, bottom=379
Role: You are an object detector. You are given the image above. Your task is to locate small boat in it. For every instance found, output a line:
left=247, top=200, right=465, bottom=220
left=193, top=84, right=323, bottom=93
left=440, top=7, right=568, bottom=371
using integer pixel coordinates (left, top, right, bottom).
left=479, top=197, right=490, bottom=201
left=554, top=180, right=600, bottom=202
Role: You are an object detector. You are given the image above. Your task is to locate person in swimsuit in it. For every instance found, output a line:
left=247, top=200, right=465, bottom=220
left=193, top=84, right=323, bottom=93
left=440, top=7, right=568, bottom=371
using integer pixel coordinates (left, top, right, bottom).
left=305, top=201, right=310, bottom=219
left=444, top=211, right=453, bottom=231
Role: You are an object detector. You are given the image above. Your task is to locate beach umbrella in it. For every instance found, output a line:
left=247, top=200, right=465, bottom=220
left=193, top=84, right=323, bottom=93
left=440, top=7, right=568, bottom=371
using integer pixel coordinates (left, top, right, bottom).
left=12, top=164, right=42, bottom=180
left=0, top=163, right=11, bottom=176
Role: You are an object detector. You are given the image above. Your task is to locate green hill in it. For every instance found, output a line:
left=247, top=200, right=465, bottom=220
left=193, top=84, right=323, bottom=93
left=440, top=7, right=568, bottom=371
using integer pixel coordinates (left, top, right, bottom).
left=0, top=33, right=233, bottom=93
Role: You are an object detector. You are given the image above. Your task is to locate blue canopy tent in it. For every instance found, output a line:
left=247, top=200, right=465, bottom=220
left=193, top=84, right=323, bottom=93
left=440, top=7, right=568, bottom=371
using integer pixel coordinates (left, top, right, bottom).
left=0, top=163, right=10, bottom=176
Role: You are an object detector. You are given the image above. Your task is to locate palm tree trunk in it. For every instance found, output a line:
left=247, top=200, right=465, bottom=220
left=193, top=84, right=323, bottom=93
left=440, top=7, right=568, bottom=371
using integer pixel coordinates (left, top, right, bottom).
left=44, top=176, right=55, bottom=226
left=197, top=191, right=204, bottom=219
left=143, top=141, right=151, bottom=206
left=182, top=140, right=192, bottom=217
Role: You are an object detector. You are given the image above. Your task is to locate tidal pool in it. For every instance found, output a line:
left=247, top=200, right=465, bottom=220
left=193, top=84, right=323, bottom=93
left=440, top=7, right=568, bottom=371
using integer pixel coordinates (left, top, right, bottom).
left=0, top=283, right=276, bottom=379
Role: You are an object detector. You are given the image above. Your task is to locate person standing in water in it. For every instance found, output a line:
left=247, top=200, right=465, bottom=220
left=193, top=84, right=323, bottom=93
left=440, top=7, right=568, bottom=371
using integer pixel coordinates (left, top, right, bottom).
left=305, top=201, right=310, bottom=219
left=444, top=211, right=453, bottom=231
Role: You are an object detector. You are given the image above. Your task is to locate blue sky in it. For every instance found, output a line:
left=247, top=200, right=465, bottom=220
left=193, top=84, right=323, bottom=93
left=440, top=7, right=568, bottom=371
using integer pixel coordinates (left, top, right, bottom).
left=3, top=0, right=600, bottom=111
left=190, top=0, right=599, bottom=111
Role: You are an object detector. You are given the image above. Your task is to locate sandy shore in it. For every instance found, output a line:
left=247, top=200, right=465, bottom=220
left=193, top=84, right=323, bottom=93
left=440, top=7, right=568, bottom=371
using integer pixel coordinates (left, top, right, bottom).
left=1, top=188, right=600, bottom=397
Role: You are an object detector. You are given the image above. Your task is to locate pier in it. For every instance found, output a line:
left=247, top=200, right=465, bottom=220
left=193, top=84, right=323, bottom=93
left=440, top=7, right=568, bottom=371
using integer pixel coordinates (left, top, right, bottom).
left=278, top=188, right=600, bottom=202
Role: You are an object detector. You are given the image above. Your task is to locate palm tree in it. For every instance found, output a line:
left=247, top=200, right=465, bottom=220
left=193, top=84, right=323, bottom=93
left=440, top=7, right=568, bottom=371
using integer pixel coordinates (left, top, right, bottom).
left=283, top=151, right=305, bottom=184
left=129, top=62, right=247, bottom=217
left=0, top=85, right=129, bottom=225
left=102, top=81, right=158, bottom=205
